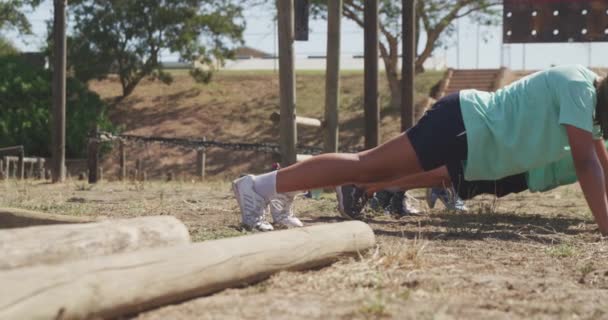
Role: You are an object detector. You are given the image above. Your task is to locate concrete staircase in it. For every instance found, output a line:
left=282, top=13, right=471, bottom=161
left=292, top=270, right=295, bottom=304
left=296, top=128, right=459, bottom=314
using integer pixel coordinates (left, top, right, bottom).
left=444, top=69, right=504, bottom=95
left=433, top=67, right=606, bottom=100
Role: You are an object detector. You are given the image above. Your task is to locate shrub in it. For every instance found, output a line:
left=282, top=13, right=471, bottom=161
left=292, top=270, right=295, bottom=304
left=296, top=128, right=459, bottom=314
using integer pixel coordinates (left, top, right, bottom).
left=0, top=55, right=113, bottom=158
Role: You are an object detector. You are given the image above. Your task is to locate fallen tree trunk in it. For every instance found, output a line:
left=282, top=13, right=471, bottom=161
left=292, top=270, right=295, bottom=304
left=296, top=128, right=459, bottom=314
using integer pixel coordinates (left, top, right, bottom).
left=0, top=216, right=191, bottom=271
left=0, top=221, right=375, bottom=320
left=0, top=207, right=95, bottom=229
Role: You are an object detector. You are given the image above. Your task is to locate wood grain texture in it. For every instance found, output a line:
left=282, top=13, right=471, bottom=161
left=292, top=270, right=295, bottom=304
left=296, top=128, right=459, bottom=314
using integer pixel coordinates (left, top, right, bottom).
left=0, top=221, right=375, bottom=320
left=0, top=216, right=191, bottom=271
left=0, top=207, right=96, bottom=229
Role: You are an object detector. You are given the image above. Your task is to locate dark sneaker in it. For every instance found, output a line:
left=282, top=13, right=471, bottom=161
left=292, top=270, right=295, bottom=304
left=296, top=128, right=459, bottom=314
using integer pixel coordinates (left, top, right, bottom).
left=373, top=190, right=394, bottom=211
left=336, top=184, right=368, bottom=220
left=386, top=191, right=421, bottom=217
left=429, top=187, right=468, bottom=212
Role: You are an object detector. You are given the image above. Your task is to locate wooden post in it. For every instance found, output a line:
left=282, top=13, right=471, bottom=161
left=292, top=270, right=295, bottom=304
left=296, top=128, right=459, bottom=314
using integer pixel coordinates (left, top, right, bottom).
left=52, top=0, right=67, bottom=183
left=0, top=159, right=3, bottom=180
left=294, top=0, right=309, bottom=41
left=87, top=127, right=99, bottom=184
left=196, top=146, right=206, bottom=181
left=0, top=222, right=375, bottom=320
left=27, top=161, right=35, bottom=179
left=136, top=159, right=143, bottom=181
left=17, top=148, right=24, bottom=180
left=364, top=0, right=379, bottom=149
left=3, top=157, right=9, bottom=179
left=37, top=158, right=44, bottom=179
left=324, top=0, right=341, bottom=154
left=401, top=0, right=416, bottom=131
left=119, top=140, right=126, bottom=181
left=98, top=167, right=103, bottom=182
left=277, top=0, right=298, bottom=167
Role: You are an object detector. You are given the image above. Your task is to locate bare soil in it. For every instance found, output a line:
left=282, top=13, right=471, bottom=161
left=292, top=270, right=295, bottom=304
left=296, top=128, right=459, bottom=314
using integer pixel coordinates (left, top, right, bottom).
left=2, top=179, right=607, bottom=319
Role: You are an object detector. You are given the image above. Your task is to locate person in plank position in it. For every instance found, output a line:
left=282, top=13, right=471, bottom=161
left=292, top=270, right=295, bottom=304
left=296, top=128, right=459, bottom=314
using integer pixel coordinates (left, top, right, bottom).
left=233, top=65, right=608, bottom=234
left=336, top=139, right=608, bottom=219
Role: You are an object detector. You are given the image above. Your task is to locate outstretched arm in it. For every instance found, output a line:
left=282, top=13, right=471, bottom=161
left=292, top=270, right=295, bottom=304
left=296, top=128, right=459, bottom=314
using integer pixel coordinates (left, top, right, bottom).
left=567, top=125, right=608, bottom=235
left=594, top=140, right=608, bottom=199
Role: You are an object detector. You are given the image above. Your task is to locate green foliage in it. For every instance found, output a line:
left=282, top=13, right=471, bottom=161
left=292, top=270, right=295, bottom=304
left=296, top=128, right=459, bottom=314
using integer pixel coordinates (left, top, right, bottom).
left=0, top=0, right=42, bottom=34
left=308, top=0, right=501, bottom=107
left=0, top=36, right=18, bottom=56
left=311, top=0, right=501, bottom=68
left=0, top=55, right=113, bottom=157
left=65, top=0, right=245, bottom=98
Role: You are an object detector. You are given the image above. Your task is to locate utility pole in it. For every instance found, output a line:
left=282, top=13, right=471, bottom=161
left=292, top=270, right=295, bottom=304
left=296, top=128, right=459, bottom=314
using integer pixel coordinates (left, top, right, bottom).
left=401, top=0, right=416, bottom=131
left=364, top=0, right=379, bottom=149
left=52, top=0, right=67, bottom=183
left=324, top=0, right=342, bottom=153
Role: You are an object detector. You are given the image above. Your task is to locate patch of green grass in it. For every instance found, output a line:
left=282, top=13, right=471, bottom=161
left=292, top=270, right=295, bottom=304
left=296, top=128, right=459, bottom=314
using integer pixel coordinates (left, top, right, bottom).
left=578, top=262, right=595, bottom=283
left=359, top=294, right=391, bottom=318
left=398, top=289, right=411, bottom=301
left=546, top=243, right=576, bottom=258
left=190, top=227, right=248, bottom=242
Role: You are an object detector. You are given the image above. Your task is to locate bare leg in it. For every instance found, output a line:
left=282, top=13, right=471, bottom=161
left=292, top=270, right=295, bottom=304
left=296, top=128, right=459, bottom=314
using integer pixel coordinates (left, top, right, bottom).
left=276, top=134, right=423, bottom=193
left=362, top=166, right=452, bottom=194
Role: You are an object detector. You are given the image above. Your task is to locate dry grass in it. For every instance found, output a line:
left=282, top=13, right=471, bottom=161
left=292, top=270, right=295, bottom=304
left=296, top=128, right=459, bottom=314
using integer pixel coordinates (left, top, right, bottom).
left=2, top=179, right=607, bottom=319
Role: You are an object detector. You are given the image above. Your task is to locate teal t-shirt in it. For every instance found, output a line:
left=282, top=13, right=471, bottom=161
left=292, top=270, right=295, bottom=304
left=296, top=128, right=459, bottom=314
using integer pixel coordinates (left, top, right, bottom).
left=527, top=140, right=608, bottom=192
left=459, top=65, right=599, bottom=181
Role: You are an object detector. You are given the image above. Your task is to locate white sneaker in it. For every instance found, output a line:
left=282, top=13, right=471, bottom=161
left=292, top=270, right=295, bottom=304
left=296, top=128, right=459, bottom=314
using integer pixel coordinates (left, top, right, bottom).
left=270, top=193, right=304, bottom=228
left=403, top=192, right=422, bottom=215
left=232, top=175, right=274, bottom=232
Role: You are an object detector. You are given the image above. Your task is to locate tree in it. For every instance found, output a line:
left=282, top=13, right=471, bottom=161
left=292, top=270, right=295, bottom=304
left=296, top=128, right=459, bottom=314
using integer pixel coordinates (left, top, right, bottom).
left=0, top=36, right=19, bottom=56
left=311, top=0, right=501, bottom=109
left=66, top=0, right=245, bottom=99
left=0, top=0, right=42, bottom=34
left=0, top=55, right=113, bottom=157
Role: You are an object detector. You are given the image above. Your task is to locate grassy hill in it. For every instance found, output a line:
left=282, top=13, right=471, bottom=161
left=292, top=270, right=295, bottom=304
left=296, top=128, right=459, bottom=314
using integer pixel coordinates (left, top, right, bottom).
left=90, top=70, right=443, bottom=179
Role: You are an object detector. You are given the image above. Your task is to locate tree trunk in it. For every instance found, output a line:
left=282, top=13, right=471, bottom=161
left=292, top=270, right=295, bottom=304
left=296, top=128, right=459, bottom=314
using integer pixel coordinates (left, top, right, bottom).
left=380, top=40, right=401, bottom=110
left=0, top=216, right=191, bottom=271
left=0, top=221, right=375, bottom=320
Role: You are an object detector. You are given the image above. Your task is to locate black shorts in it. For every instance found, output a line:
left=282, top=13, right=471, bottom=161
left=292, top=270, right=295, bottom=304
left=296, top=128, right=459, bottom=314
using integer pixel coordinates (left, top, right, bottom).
left=406, top=92, right=468, bottom=171
left=446, top=160, right=528, bottom=200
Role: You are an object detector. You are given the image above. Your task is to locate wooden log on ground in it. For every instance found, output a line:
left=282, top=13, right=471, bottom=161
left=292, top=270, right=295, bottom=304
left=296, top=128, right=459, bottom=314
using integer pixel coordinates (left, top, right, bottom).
left=270, top=111, right=322, bottom=128
left=296, top=154, right=313, bottom=162
left=0, top=221, right=375, bottom=320
left=0, top=216, right=191, bottom=271
left=0, top=207, right=95, bottom=229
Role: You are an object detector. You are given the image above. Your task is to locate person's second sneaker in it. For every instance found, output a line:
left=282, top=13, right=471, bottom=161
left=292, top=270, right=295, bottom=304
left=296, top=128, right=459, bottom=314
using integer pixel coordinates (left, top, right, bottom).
left=426, top=187, right=468, bottom=211
left=336, top=184, right=368, bottom=220
left=270, top=193, right=304, bottom=228
left=425, top=187, right=439, bottom=209
left=232, top=175, right=274, bottom=232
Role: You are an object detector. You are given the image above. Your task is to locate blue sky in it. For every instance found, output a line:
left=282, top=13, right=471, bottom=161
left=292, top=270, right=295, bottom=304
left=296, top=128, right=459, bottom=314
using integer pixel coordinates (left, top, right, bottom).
left=5, top=0, right=608, bottom=70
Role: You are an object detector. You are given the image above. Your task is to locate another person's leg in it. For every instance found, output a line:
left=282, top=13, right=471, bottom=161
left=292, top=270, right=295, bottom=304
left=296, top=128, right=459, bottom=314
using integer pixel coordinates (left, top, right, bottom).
left=336, top=166, right=454, bottom=219
left=362, top=166, right=451, bottom=194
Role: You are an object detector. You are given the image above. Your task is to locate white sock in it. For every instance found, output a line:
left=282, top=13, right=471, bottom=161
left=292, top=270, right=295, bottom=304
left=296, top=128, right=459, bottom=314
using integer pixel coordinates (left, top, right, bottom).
left=252, top=171, right=277, bottom=200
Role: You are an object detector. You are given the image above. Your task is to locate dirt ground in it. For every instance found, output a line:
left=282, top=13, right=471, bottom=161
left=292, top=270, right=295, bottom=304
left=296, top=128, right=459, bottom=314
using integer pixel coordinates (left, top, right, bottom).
left=2, top=178, right=607, bottom=319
